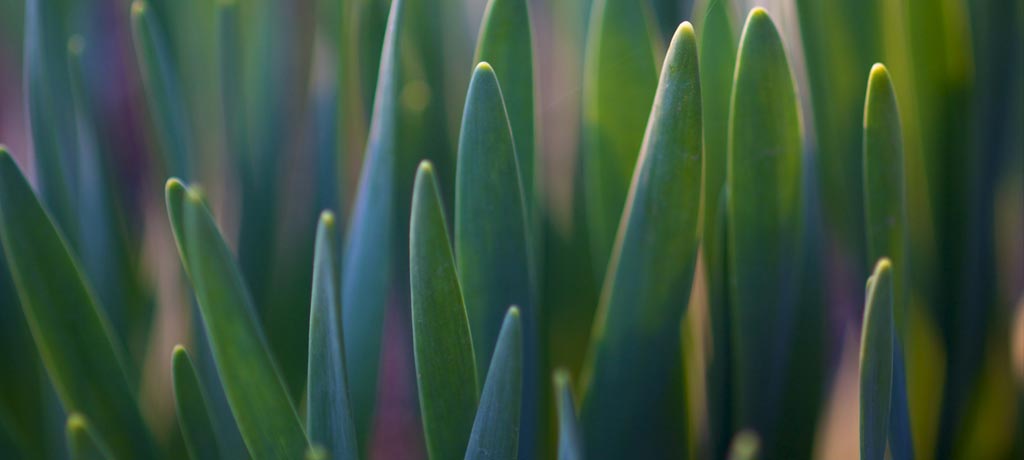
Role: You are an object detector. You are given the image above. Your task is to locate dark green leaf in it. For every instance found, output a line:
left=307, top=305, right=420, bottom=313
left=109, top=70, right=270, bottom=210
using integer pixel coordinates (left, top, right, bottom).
left=411, top=162, right=479, bottom=460
left=580, top=22, right=701, bottom=459
left=172, top=346, right=223, bottom=460
left=465, top=307, right=522, bottom=460
left=0, top=149, right=157, bottom=459
left=727, top=7, right=804, bottom=444
left=582, top=0, right=660, bottom=279
left=307, top=211, right=358, bottom=460
left=859, top=259, right=894, bottom=460
left=553, top=369, right=583, bottom=460
left=66, top=414, right=113, bottom=460
left=165, top=179, right=309, bottom=459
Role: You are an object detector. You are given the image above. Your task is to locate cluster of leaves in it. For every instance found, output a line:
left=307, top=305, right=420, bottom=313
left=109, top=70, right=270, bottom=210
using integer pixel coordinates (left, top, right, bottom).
left=0, top=0, right=1021, bottom=459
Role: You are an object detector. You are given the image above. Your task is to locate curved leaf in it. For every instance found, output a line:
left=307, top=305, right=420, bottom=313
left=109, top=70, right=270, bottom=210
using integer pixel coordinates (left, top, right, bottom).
left=307, top=211, right=358, bottom=460
left=465, top=307, right=522, bottom=460
left=165, top=179, right=308, bottom=459
left=130, top=0, right=192, bottom=178
left=411, top=162, right=479, bottom=460
left=342, top=0, right=404, bottom=441
left=727, top=7, right=804, bottom=443
left=580, top=22, right=701, bottom=459
left=581, top=0, right=660, bottom=279
left=0, top=150, right=156, bottom=459
left=474, top=0, right=537, bottom=224
left=859, top=259, right=894, bottom=460
left=66, top=414, right=113, bottom=460
left=553, top=369, right=583, bottom=460
left=172, top=346, right=222, bottom=460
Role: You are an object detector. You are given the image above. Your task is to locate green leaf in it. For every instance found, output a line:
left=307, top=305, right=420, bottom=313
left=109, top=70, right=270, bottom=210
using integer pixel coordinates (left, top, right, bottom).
left=130, top=0, right=193, bottom=178
left=411, top=161, right=479, bottom=460
left=727, top=7, right=804, bottom=445
left=582, top=0, right=660, bottom=279
left=454, top=63, right=538, bottom=457
left=465, top=307, right=522, bottom=460
left=553, top=369, right=583, bottom=460
left=579, top=22, right=701, bottom=459
left=342, top=0, right=404, bottom=443
left=862, top=63, right=914, bottom=460
left=693, top=1, right=738, bottom=456
left=307, top=211, right=358, bottom=460
left=165, top=179, right=309, bottom=459
left=172, top=346, right=223, bottom=460
left=0, top=149, right=157, bottom=459
left=859, top=259, right=894, bottom=460
left=727, top=430, right=761, bottom=460
left=24, top=0, right=78, bottom=241
left=474, top=0, right=537, bottom=226
left=66, top=414, right=113, bottom=460
left=217, top=0, right=247, bottom=175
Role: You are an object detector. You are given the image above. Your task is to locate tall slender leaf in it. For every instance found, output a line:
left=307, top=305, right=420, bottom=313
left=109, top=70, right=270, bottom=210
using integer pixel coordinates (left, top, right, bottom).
left=727, top=7, right=804, bottom=453
left=465, top=307, right=523, bottom=460
left=130, top=0, right=193, bottom=179
left=582, top=0, right=660, bottom=279
left=474, top=0, right=537, bottom=226
left=553, top=369, right=583, bottom=460
left=580, top=22, right=701, bottom=459
left=411, top=161, right=479, bottom=460
left=65, top=414, right=113, bottom=460
left=307, top=211, right=358, bottom=460
left=172, top=346, right=223, bottom=460
left=0, top=149, right=157, bottom=459
left=342, top=0, right=404, bottom=443
left=863, top=63, right=914, bottom=460
left=860, top=259, right=895, bottom=460
left=165, top=179, right=308, bottom=459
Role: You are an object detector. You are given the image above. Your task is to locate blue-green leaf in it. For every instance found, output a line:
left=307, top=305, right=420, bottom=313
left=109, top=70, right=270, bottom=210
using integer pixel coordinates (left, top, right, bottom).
left=307, top=211, right=358, bottom=460
left=465, top=307, right=522, bottom=460
left=0, top=149, right=157, bottom=459
left=553, top=369, right=583, bottom=460
left=860, top=259, right=894, bottom=460
left=172, top=346, right=223, bottom=460
left=166, top=179, right=309, bottom=459
left=411, top=161, right=479, bottom=460
left=580, top=22, right=701, bottom=460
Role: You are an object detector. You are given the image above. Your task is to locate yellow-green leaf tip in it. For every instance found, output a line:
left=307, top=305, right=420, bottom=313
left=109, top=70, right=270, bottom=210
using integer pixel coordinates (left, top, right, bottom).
left=872, top=257, right=893, bottom=275
left=66, top=413, right=88, bottom=432
left=319, top=210, right=336, bottom=228
left=672, top=21, right=696, bottom=43
left=867, top=63, right=894, bottom=96
left=165, top=178, right=186, bottom=195
left=749, top=7, right=770, bottom=21
left=553, top=367, right=571, bottom=387
left=131, top=0, right=147, bottom=17
left=507, top=306, right=520, bottom=319
left=729, top=430, right=761, bottom=459
left=0, top=145, right=8, bottom=157
left=476, top=61, right=494, bottom=74
left=417, top=160, right=435, bottom=176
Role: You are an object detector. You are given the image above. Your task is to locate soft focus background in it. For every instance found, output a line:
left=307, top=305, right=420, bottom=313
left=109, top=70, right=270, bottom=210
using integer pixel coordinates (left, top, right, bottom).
left=0, top=0, right=1021, bottom=458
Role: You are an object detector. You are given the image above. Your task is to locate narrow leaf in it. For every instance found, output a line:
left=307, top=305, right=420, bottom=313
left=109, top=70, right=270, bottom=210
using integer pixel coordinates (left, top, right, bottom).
left=0, top=149, right=156, bottom=458
left=66, top=414, right=113, bottom=460
left=172, top=346, right=223, bottom=460
left=342, top=0, right=404, bottom=441
left=411, top=161, right=479, bottom=460
left=165, top=179, right=308, bottom=459
left=580, top=22, right=701, bottom=459
left=307, top=211, right=358, bottom=460
left=474, top=0, right=537, bottom=225
left=727, top=7, right=804, bottom=445
left=465, top=307, right=523, bottom=460
left=859, top=259, right=894, bottom=460
left=553, top=369, right=583, bottom=460
left=130, top=0, right=193, bottom=178
left=582, top=0, right=660, bottom=278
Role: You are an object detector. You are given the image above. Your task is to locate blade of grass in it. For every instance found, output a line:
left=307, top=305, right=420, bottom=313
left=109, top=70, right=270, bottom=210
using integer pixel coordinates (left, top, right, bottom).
left=727, top=8, right=804, bottom=451
left=465, top=307, right=522, bottom=460
left=0, top=149, right=157, bottom=458
left=166, top=179, right=309, bottom=459
left=860, top=259, right=894, bottom=460
left=580, top=22, right=701, bottom=459
left=553, top=369, right=582, bottom=460
left=342, top=0, right=404, bottom=445
left=130, top=0, right=193, bottom=179
left=582, top=0, right=660, bottom=280
left=411, top=161, right=479, bottom=460
left=307, top=211, right=358, bottom=460
left=474, top=0, right=537, bottom=228
left=66, top=414, right=113, bottom=460
left=172, top=346, right=223, bottom=460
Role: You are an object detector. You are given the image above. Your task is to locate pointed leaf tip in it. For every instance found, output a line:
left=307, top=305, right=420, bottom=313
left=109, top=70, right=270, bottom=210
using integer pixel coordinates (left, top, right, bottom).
left=476, top=61, right=494, bottom=74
